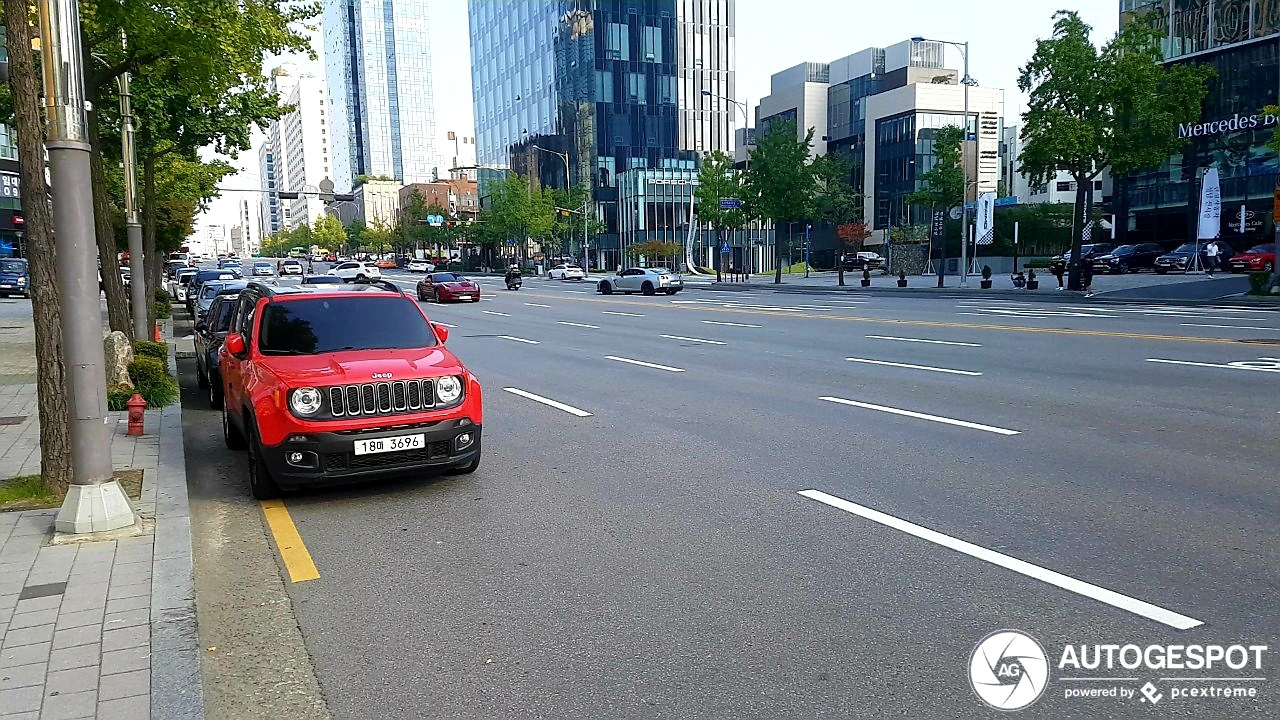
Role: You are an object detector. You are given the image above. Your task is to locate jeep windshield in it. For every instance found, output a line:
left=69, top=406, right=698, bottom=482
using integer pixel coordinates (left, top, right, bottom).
left=258, top=296, right=438, bottom=355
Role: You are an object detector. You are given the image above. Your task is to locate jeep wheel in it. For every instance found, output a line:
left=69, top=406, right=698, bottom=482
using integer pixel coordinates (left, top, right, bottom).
left=246, top=423, right=282, bottom=500
left=599, top=282, right=613, bottom=295
left=642, top=281, right=655, bottom=296
left=222, top=405, right=245, bottom=450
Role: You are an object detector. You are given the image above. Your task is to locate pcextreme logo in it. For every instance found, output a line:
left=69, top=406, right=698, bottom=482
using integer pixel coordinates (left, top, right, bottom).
left=968, top=630, right=1268, bottom=711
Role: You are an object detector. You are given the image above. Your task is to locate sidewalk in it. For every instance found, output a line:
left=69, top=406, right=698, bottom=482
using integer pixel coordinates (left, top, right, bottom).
left=0, top=312, right=202, bottom=720
left=687, top=268, right=1258, bottom=302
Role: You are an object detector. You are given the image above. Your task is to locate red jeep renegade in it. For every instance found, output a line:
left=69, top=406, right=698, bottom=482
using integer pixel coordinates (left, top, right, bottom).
left=218, top=280, right=482, bottom=499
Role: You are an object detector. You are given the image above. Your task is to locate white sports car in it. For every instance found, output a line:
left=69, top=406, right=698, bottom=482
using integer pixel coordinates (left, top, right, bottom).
left=596, top=267, right=683, bottom=296
left=548, top=264, right=586, bottom=280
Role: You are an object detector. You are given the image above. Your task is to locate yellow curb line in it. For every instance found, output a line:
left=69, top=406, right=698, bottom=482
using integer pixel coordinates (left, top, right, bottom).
left=260, top=499, right=320, bottom=583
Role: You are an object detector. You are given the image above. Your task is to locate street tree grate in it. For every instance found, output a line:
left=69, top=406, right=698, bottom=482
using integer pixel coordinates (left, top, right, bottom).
left=0, top=416, right=27, bottom=425
left=18, top=582, right=67, bottom=600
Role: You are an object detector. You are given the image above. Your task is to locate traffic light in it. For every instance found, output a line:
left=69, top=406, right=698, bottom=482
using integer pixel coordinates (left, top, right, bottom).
left=277, top=191, right=299, bottom=200
left=334, top=194, right=356, bottom=202
left=560, top=210, right=570, bottom=217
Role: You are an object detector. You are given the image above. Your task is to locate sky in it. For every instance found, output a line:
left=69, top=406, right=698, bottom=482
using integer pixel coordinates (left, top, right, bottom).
left=195, top=0, right=1120, bottom=237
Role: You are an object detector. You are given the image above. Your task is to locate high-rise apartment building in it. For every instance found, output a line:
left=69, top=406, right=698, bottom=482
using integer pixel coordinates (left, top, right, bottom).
left=469, top=0, right=734, bottom=256
left=258, top=65, right=334, bottom=233
left=324, top=0, right=438, bottom=192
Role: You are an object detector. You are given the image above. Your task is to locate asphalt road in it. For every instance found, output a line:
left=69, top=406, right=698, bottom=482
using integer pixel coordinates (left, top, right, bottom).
left=182, top=269, right=1280, bottom=719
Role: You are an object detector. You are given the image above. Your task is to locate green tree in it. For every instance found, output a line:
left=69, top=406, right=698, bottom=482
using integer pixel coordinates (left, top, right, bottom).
left=694, top=151, right=747, bottom=280
left=1018, top=11, right=1211, bottom=289
left=361, top=221, right=393, bottom=255
left=743, top=120, right=816, bottom=284
left=80, top=0, right=314, bottom=333
left=810, top=153, right=862, bottom=285
left=312, top=214, right=347, bottom=250
left=344, top=220, right=366, bottom=254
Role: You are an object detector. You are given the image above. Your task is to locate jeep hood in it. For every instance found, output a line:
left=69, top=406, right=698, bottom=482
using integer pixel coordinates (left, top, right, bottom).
left=261, top=347, right=465, bottom=386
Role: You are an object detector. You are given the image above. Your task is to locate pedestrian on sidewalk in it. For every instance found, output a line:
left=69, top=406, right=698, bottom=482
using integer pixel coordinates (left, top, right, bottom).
left=1050, top=259, right=1066, bottom=290
left=1082, top=261, right=1095, bottom=297
left=1205, top=241, right=1220, bottom=276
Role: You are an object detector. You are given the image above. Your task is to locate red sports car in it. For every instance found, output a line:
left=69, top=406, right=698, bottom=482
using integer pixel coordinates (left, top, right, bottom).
left=1229, top=243, right=1276, bottom=274
left=417, top=272, right=480, bottom=303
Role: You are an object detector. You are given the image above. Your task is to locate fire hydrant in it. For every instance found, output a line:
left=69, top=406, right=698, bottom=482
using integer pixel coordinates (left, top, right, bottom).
left=127, top=393, right=147, bottom=436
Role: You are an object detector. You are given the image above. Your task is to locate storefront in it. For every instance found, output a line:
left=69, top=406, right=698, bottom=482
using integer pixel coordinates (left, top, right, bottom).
left=1117, top=6, right=1279, bottom=248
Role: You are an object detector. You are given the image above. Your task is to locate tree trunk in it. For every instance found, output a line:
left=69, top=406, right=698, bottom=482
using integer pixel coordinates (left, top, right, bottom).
left=86, top=109, right=133, bottom=339
left=5, top=0, right=72, bottom=494
left=142, top=155, right=159, bottom=333
left=1067, top=176, right=1088, bottom=292
left=713, top=226, right=722, bottom=282
left=773, top=220, right=783, bottom=284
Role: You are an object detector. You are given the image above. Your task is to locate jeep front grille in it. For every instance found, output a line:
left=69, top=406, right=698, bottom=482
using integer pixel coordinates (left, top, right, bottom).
left=328, top=380, right=435, bottom=417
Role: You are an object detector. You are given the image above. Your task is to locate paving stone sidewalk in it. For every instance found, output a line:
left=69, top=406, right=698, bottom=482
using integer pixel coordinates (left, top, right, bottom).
left=1, top=319, right=202, bottom=720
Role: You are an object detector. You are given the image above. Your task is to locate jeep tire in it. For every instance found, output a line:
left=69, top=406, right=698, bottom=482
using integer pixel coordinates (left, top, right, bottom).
left=222, top=405, right=246, bottom=450
left=247, top=421, right=283, bottom=500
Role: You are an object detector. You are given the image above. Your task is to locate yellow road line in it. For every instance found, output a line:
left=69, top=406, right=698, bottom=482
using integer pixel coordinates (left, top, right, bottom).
left=260, top=499, right=320, bottom=583
left=517, top=289, right=1254, bottom=345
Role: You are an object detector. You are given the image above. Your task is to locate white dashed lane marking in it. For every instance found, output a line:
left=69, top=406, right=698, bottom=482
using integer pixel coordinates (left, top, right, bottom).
left=502, top=388, right=592, bottom=417
left=604, top=356, right=684, bottom=372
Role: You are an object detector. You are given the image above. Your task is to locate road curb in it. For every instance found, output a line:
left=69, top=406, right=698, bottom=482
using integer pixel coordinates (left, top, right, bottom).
left=150, top=339, right=205, bottom=719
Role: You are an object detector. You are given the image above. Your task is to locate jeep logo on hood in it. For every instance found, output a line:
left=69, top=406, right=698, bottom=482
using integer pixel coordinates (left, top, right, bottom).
left=371, top=372, right=393, bottom=380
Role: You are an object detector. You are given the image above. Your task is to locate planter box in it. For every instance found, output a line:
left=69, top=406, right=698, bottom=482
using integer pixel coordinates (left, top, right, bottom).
left=980, top=280, right=993, bottom=289
left=861, top=279, right=871, bottom=287
left=897, top=280, right=908, bottom=287
left=1026, top=280, right=1039, bottom=290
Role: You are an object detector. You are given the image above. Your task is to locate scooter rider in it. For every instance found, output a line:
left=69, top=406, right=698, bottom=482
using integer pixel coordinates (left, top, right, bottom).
left=505, top=265, right=523, bottom=289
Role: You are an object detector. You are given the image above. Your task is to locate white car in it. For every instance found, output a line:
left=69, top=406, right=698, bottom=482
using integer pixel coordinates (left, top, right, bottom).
left=330, top=261, right=382, bottom=282
left=548, top=264, right=586, bottom=280
left=596, top=267, right=684, bottom=296
left=280, top=259, right=305, bottom=275
left=408, top=259, right=435, bottom=273
left=169, top=270, right=198, bottom=301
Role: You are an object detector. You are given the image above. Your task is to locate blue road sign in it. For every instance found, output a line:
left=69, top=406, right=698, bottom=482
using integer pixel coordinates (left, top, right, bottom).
left=720, top=242, right=731, bottom=254
left=719, top=199, right=742, bottom=209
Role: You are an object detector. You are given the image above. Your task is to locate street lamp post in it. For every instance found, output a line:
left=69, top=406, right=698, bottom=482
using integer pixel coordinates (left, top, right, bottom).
left=42, top=0, right=138, bottom=532
left=117, top=45, right=147, bottom=342
left=913, top=36, right=973, bottom=287
left=533, top=145, right=584, bottom=270
left=702, top=90, right=752, bottom=273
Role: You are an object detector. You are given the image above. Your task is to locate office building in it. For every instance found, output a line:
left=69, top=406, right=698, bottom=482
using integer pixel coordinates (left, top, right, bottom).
left=0, top=122, right=23, bottom=258
left=258, top=66, right=300, bottom=237
left=754, top=39, right=1003, bottom=248
left=280, top=73, right=334, bottom=229
left=468, top=0, right=735, bottom=261
left=1116, top=1, right=1278, bottom=247
left=324, top=0, right=438, bottom=191
left=355, top=179, right=402, bottom=228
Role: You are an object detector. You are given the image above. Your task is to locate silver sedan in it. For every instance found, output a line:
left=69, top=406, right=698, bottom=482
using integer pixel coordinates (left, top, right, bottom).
left=596, top=267, right=684, bottom=296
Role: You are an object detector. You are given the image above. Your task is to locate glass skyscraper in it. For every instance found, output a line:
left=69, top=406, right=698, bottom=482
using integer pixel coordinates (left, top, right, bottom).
left=469, top=0, right=735, bottom=244
left=324, top=0, right=438, bottom=192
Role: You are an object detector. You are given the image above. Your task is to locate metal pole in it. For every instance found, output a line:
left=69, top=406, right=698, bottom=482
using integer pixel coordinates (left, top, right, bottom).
left=42, top=0, right=137, bottom=532
left=119, top=45, right=147, bottom=341
left=959, top=41, right=971, bottom=288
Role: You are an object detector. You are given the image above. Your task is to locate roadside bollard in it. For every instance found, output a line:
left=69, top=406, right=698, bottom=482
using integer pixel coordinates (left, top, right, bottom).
left=127, top=393, right=147, bottom=436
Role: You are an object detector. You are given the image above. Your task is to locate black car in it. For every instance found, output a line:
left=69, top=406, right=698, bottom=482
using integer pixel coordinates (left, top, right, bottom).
left=194, top=295, right=238, bottom=408
left=1154, top=242, right=1236, bottom=274
left=1091, top=243, right=1165, bottom=274
left=1058, top=243, right=1116, bottom=268
left=186, top=269, right=240, bottom=314
left=0, top=258, right=30, bottom=298
left=194, top=280, right=247, bottom=322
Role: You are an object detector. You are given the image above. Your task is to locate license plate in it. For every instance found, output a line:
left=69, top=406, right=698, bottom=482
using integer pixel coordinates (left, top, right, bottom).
left=0, top=284, right=10, bottom=289
left=353, top=433, right=425, bottom=456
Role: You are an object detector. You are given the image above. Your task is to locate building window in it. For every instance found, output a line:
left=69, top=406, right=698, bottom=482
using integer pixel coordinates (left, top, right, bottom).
left=1094, top=180, right=1103, bottom=190
left=628, top=73, right=646, bottom=104
left=606, top=22, right=629, bottom=61
left=1056, top=181, right=1073, bottom=192
left=642, top=26, right=661, bottom=62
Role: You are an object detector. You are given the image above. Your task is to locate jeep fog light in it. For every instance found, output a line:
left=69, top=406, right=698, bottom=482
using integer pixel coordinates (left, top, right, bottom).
left=290, top=387, right=323, bottom=416
left=436, top=376, right=463, bottom=404
left=456, top=432, right=473, bottom=450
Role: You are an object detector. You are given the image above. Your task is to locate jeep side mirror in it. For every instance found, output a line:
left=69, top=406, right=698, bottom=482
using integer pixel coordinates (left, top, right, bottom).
left=224, top=332, right=246, bottom=356
left=432, top=323, right=449, bottom=343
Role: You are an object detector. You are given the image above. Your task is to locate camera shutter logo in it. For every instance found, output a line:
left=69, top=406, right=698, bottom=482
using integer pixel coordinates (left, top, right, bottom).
left=969, top=630, right=1050, bottom=711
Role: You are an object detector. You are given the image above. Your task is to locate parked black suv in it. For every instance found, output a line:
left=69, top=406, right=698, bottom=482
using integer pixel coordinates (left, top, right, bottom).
left=1092, top=243, right=1165, bottom=274
left=194, top=295, right=238, bottom=409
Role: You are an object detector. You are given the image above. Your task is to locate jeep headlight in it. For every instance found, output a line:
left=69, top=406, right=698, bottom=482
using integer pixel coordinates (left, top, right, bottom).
left=290, top=387, right=323, bottom=416
left=436, top=376, right=463, bottom=405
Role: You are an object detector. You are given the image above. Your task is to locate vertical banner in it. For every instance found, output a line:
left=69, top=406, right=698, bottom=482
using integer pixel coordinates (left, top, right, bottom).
left=1197, top=168, right=1221, bottom=240
left=931, top=209, right=946, bottom=252
left=1081, top=182, right=1095, bottom=243
left=975, top=192, right=996, bottom=245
